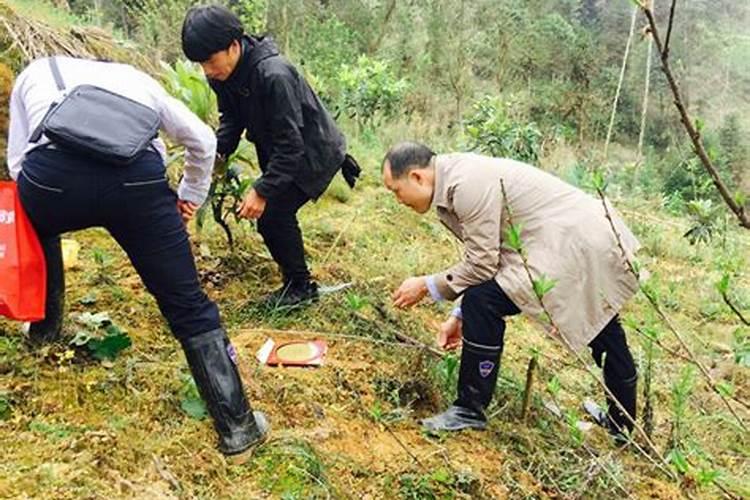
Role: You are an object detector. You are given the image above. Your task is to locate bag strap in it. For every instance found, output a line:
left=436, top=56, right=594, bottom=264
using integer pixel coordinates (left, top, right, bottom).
left=29, top=58, right=66, bottom=143
left=48, top=57, right=65, bottom=91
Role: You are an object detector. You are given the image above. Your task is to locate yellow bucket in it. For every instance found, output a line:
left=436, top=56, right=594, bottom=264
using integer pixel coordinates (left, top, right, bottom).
left=61, top=238, right=80, bottom=270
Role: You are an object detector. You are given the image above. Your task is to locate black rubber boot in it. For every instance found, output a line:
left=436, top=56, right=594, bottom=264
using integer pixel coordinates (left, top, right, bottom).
left=421, top=341, right=502, bottom=432
left=263, top=280, right=319, bottom=308
left=181, top=328, right=268, bottom=455
left=584, top=373, right=637, bottom=442
left=605, top=372, right=638, bottom=438
left=28, top=236, right=65, bottom=346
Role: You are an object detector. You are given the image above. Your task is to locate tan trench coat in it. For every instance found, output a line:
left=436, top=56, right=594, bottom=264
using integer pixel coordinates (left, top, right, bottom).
left=431, top=153, right=641, bottom=352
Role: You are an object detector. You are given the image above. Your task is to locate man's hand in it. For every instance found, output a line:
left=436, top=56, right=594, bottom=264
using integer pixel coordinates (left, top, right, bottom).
left=177, top=200, right=198, bottom=223
left=437, top=315, right=462, bottom=351
left=237, top=188, right=267, bottom=220
left=392, top=276, right=428, bottom=309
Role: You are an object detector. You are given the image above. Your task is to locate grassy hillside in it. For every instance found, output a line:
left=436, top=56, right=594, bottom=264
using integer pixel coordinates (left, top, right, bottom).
left=1, top=1, right=748, bottom=498
left=1, top=147, right=748, bottom=497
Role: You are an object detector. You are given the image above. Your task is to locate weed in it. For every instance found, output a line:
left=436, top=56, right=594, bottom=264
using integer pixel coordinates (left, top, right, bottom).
left=178, top=374, right=207, bottom=420
left=254, top=439, right=331, bottom=498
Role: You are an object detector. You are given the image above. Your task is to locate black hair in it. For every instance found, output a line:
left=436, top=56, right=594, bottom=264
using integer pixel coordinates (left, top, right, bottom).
left=383, top=141, right=436, bottom=178
left=181, top=4, right=244, bottom=62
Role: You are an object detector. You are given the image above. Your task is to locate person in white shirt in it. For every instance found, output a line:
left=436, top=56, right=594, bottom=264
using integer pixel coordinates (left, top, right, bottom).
left=7, top=56, right=268, bottom=456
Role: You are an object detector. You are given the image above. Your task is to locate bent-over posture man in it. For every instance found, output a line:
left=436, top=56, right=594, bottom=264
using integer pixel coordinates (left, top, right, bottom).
left=384, top=142, right=640, bottom=441
left=7, top=56, right=268, bottom=455
left=181, top=4, right=360, bottom=306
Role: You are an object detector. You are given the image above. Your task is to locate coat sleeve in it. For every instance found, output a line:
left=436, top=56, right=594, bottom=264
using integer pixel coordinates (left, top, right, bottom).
left=251, top=70, right=305, bottom=200
left=214, top=86, right=244, bottom=157
left=153, top=80, right=217, bottom=206
left=432, top=176, right=504, bottom=301
left=6, top=71, right=30, bottom=181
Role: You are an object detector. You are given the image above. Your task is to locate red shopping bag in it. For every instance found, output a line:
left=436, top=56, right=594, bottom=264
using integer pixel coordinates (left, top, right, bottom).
left=0, top=181, right=46, bottom=321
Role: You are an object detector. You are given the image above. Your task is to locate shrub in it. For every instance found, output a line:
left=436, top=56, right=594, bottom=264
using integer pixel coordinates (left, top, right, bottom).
left=337, top=55, right=408, bottom=128
left=464, top=96, right=542, bottom=162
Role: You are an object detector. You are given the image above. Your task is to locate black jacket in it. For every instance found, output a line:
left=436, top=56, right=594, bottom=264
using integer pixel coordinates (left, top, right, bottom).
left=209, top=36, right=346, bottom=200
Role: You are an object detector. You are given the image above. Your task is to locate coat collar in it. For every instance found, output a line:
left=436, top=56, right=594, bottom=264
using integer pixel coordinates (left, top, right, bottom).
left=218, top=35, right=280, bottom=93
left=430, top=154, right=449, bottom=210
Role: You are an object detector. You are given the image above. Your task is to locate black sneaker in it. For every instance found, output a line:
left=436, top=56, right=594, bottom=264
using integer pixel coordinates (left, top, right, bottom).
left=264, top=280, right=319, bottom=308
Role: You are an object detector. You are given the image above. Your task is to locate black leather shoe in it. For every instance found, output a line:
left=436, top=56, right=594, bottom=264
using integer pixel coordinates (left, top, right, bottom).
left=264, top=280, right=319, bottom=308
left=181, top=328, right=268, bottom=455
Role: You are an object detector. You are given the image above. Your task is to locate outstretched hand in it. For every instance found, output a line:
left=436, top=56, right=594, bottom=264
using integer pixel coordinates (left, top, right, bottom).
left=392, top=276, right=428, bottom=309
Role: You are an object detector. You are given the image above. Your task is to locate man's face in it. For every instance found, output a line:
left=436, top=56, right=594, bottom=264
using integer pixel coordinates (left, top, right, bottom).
left=383, top=162, right=433, bottom=214
left=199, top=40, right=241, bottom=81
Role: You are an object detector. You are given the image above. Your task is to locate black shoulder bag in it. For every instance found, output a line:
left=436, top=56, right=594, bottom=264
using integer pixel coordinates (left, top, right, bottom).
left=30, top=57, right=161, bottom=166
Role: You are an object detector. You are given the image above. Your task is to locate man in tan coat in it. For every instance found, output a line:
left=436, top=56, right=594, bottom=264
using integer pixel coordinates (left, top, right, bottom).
left=384, top=142, right=641, bottom=439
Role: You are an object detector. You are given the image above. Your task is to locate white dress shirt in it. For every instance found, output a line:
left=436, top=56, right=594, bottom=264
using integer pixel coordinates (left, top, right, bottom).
left=7, top=57, right=216, bottom=205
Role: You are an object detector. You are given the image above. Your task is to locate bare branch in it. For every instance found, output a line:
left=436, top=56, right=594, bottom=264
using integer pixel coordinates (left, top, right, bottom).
left=720, top=292, right=750, bottom=327
left=639, top=4, right=750, bottom=229
left=664, top=0, right=677, bottom=56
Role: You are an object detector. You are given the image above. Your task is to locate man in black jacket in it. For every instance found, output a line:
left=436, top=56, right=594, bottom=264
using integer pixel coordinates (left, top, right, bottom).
left=182, top=4, right=359, bottom=306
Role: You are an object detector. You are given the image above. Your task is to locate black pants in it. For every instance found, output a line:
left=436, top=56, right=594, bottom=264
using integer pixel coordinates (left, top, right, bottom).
left=256, top=183, right=311, bottom=284
left=18, top=147, right=220, bottom=340
left=460, top=279, right=637, bottom=407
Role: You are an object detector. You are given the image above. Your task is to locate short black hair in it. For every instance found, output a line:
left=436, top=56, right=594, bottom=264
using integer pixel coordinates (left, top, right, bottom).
left=182, top=4, right=244, bottom=62
left=383, top=141, right=436, bottom=178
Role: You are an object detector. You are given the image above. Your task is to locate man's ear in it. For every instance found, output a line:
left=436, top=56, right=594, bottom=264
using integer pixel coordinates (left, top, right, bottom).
left=229, top=39, right=241, bottom=55
left=408, top=168, right=423, bottom=185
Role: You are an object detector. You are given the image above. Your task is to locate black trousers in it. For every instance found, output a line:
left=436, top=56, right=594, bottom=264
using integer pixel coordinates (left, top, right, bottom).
left=460, top=279, right=637, bottom=409
left=18, top=147, right=220, bottom=340
left=256, top=183, right=311, bottom=284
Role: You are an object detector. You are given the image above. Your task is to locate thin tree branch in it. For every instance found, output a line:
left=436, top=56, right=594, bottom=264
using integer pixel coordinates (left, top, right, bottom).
left=664, top=0, right=677, bottom=57
left=720, top=292, right=750, bottom=327
left=640, top=5, right=750, bottom=229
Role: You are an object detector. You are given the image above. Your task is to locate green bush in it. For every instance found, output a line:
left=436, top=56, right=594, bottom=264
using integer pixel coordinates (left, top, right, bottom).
left=292, top=14, right=363, bottom=110
left=464, top=96, right=542, bottom=162
left=337, top=55, right=408, bottom=128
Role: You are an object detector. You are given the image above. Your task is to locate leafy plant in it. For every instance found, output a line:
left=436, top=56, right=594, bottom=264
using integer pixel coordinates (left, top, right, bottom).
left=399, top=469, right=468, bottom=499
left=503, top=222, right=524, bottom=253
left=179, top=374, right=208, bottom=420
left=667, top=365, right=695, bottom=456
left=69, top=312, right=132, bottom=362
left=337, top=55, right=408, bottom=128
left=0, top=392, right=11, bottom=420
left=196, top=141, right=255, bottom=248
left=464, top=96, right=542, bottom=163
left=160, top=60, right=217, bottom=124
left=683, top=199, right=721, bottom=244
left=292, top=14, right=362, bottom=109
left=161, top=59, right=256, bottom=248
left=432, top=353, right=459, bottom=402
left=235, top=0, right=268, bottom=34
left=344, top=292, right=367, bottom=311
left=532, top=274, right=557, bottom=300
left=90, top=247, right=114, bottom=285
